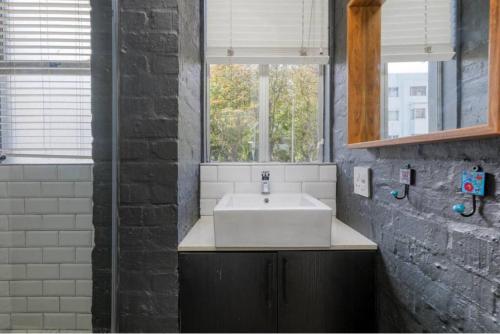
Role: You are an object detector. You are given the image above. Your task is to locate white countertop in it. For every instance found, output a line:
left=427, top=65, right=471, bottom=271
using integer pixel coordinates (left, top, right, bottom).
left=178, top=216, right=378, bottom=251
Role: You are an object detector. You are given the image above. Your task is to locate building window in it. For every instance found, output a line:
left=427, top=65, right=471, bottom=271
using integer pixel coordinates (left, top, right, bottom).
left=410, top=86, right=427, bottom=97
left=388, top=110, right=399, bottom=121
left=388, top=87, right=399, bottom=97
left=206, top=0, right=329, bottom=163
left=0, top=0, right=91, bottom=157
left=412, top=108, right=427, bottom=119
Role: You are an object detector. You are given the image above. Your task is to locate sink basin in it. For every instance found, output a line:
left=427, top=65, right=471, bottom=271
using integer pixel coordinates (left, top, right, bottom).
left=213, top=193, right=332, bottom=248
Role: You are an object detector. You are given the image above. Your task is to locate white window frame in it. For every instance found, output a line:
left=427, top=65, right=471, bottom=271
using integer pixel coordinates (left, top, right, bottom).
left=204, top=63, right=327, bottom=163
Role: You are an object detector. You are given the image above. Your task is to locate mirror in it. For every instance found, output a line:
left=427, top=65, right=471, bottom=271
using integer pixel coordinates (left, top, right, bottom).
left=380, top=0, right=489, bottom=139
left=347, top=0, right=500, bottom=148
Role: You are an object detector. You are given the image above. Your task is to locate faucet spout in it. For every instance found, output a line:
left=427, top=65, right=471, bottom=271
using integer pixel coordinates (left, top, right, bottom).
left=261, top=171, right=270, bottom=194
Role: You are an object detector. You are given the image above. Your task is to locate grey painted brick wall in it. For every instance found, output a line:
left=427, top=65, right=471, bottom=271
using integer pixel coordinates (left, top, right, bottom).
left=92, top=0, right=201, bottom=332
left=178, top=0, right=201, bottom=241
left=333, top=1, right=500, bottom=332
left=90, top=0, right=113, bottom=332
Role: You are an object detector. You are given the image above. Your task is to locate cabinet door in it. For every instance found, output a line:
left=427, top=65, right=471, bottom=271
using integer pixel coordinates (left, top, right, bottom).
left=179, top=252, right=278, bottom=333
left=278, top=251, right=375, bottom=333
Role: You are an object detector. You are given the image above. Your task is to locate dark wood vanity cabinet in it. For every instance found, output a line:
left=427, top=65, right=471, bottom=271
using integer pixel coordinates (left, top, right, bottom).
left=179, top=252, right=278, bottom=333
left=179, top=251, right=376, bottom=333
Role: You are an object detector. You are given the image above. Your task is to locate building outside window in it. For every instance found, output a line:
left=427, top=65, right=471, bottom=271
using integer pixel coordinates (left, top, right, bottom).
left=388, top=87, right=399, bottom=97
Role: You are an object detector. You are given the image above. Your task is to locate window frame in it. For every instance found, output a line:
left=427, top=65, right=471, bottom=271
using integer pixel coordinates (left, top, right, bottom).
left=204, top=63, right=328, bottom=163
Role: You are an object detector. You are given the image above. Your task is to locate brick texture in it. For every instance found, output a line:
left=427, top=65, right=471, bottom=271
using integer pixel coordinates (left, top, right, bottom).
left=332, top=1, right=500, bottom=332
left=91, top=0, right=201, bottom=332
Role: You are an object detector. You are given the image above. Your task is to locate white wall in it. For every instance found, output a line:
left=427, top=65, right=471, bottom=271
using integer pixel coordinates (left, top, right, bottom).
left=0, top=164, right=93, bottom=331
left=200, top=163, right=337, bottom=216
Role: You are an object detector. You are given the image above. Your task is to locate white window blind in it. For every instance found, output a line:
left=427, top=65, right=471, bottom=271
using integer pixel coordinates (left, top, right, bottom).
left=0, top=0, right=91, bottom=157
left=207, top=0, right=329, bottom=64
left=382, top=0, right=455, bottom=63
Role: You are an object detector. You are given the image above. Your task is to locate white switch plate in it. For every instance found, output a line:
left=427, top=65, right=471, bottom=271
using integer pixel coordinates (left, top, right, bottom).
left=354, top=167, right=371, bottom=198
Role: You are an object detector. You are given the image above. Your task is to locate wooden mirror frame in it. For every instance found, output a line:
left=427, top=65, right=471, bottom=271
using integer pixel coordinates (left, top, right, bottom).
left=347, top=0, right=500, bottom=148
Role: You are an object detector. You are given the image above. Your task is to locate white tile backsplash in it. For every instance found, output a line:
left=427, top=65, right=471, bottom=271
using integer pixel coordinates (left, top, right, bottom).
left=0, top=163, right=93, bottom=331
left=200, top=182, right=234, bottom=199
left=200, top=199, right=217, bottom=216
left=23, top=166, right=58, bottom=181
left=0, top=166, right=23, bottom=181
left=26, top=264, right=59, bottom=280
left=285, top=165, right=320, bottom=182
left=251, top=165, right=285, bottom=182
left=320, top=165, right=338, bottom=181
left=200, top=163, right=337, bottom=217
left=41, top=182, right=74, bottom=197
left=302, top=182, right=336, bottom=199
left=11, top=313, right=42, bottom=329
left=43, top=313, right=76, bottom=330
left=234, top=182, right=260, bottom=193
left=27, top=297, right=59, bottom=312
left=218, top=165, right=251, bottom=182
left=25, top=198, right=58, bottom=214
left=7, top=182, right=41, bottom=198
left=200, top=165, right=217, bottom=181
left=43, top=280, right=75, bottom=296
left=9, top=281, right=42, bottom=296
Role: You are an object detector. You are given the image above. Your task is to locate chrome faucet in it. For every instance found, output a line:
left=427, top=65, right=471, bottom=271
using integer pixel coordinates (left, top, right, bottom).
left=261, top=171, right=270, bottom=195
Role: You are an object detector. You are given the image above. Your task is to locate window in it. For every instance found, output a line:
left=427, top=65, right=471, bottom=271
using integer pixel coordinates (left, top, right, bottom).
left=388, top=110, right=399, bottom=121
left=412, top=108, right=427, bottom=119
left=0, top=0, right=91, bottom=157
left=388, top=87, right=399, bottom=97
left=206, top=0, right=329, bottom=162
left=410, top=86, right=427, bottom=97
left=208, top=64, right=323, bottom=162
left=382, top=62, right=437, bottom=138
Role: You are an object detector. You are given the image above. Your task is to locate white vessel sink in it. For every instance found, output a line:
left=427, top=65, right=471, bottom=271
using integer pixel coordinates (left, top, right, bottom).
left=213, top=193, right=332, bottom=248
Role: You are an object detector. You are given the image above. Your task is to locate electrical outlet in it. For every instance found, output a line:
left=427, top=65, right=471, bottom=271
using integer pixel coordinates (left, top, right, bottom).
left=354, top=167, right=371, bottom=198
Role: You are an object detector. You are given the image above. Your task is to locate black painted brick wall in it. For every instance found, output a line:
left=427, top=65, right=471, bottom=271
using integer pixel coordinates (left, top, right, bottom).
left=91, top=0, right=113, bottom=331
left=92, top=0, right=201, bottom=332
left=333, top=1, right=500, bottom=332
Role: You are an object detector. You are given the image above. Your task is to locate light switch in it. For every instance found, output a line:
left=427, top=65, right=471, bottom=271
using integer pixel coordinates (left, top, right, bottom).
left=354, top=166, right=371, bottom=198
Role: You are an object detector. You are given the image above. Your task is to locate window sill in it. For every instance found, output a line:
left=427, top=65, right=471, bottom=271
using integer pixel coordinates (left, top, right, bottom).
left=0, top=156, right=93, bottom=165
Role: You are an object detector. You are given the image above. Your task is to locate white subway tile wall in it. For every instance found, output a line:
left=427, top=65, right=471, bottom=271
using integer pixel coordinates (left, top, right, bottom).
left=0, top=164, right=93, bottom=331
left=200, top=164, right=337, bottom=217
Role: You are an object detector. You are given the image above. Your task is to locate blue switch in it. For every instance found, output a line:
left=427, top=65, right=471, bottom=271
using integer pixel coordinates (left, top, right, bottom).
left=390, top=190, right=399, bottom=198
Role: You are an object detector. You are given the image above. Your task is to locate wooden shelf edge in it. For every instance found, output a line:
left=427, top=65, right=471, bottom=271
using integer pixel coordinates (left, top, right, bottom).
left=347, top=126, right=500, bottom=149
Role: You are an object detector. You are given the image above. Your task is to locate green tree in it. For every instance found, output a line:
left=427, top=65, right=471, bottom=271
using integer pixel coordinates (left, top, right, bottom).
left=269, top=65, right=320, bottom=162
left=209, top=64, right=259, bottom=161
left=209, top=64, right=321, bottom=162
